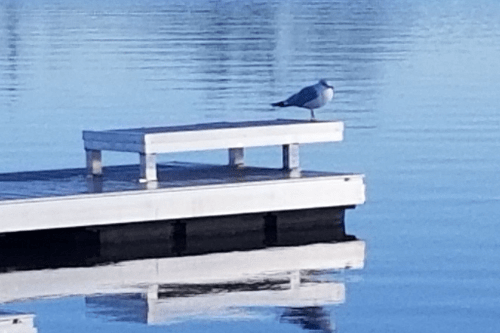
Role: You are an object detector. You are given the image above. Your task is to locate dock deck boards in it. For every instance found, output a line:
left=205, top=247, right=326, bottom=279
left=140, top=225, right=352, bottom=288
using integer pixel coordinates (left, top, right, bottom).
left=0, top=162, right=357, bottom=202
left=108, top=119, right=321, bottom=134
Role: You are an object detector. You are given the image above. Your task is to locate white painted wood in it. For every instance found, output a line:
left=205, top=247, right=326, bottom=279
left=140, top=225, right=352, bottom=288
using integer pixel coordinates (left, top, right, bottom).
left=228, top=148, right=244, bottom=166
left=82, top=130, right=144, bottom=144
left=85, top=149, right=102, bottom=176
left=143, top=121, right=343, bottom=154
left=283, top=144, right=300, bottom=170
left=83, top=121, right=344, bottom=155
left=82, top=120, right=344, bottom=181
left=84, top=140, right=145, bottom=153
left=139, top=153, right=157, bottom=182
left=0, top=175, right=365, bottom=233
left=0, top=241, right=365, bottom=303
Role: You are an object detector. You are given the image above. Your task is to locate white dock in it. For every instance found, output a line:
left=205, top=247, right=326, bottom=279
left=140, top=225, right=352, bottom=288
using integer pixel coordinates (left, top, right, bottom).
left=0, top=119, right=365, bottom=234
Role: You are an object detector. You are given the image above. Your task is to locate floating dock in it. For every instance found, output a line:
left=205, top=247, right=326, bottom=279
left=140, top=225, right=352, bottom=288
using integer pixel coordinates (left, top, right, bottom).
left=0, top=119, right=365, bottom=236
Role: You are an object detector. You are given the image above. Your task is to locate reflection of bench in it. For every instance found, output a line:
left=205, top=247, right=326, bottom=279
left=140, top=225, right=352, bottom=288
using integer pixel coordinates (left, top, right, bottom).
left=83, top=119, right=344, bottom=182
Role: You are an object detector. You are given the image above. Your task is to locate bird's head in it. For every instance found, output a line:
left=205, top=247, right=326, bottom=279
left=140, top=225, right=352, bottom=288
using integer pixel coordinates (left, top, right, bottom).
left=319, top=79, right=333, bottom=89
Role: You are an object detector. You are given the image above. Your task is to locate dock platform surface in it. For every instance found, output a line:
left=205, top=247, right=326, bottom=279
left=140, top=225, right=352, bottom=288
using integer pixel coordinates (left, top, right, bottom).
left=0, top=163, right=364, bottom=233
left=0, top=162, right=360, bottom=201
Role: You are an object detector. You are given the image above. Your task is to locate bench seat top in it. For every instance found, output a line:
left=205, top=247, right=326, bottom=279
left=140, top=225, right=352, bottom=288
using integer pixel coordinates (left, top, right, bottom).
left=83, top=119, right=343, bottom=154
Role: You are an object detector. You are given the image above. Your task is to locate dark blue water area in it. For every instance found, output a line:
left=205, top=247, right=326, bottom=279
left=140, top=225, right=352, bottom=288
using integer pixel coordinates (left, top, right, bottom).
left=1, top=0, right=500, bottom=332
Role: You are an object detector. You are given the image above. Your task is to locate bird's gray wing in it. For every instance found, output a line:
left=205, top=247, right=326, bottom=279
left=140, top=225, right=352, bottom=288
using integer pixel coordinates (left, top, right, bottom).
left=285, top=86, right=319, bottom=107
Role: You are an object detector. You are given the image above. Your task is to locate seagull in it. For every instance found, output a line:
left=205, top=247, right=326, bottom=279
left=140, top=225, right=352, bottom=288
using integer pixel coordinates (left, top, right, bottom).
left=271, top=79, right=334, bottom=120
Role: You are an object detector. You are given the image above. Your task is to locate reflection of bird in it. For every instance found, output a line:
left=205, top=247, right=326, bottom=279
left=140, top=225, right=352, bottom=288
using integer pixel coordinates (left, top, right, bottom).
left=280, top=307, right=334, bottom=333
left=271, top=80, right=334, bottom=120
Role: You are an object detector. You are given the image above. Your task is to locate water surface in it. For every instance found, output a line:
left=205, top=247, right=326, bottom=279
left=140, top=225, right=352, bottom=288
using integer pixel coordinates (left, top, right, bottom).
left=1, top=0, right=500, bottom=332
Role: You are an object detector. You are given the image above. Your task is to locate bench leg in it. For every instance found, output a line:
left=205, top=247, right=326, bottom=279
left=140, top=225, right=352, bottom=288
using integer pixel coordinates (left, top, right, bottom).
left=140, top=153, right=157, bottom=182
left=86, top=176, right=103, bottom=193
left=283, top=144, right=300, bottom=177
left=229, top=148, right=244, bottom=167
left=86, top=149, right=102, bottom=176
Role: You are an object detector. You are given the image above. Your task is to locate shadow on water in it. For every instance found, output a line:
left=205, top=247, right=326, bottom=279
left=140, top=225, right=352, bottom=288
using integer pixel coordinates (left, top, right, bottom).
left=0, top=207, right=363, bottom=332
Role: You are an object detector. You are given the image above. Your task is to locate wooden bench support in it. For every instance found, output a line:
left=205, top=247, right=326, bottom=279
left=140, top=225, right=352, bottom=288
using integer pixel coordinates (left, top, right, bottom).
left=228, top=148, right=244, bottom=167
left=140, top=153, right=157, bottom=182
left=86, top=149, right=102, bottom=176
left=283, top=144, right=300, bottom=177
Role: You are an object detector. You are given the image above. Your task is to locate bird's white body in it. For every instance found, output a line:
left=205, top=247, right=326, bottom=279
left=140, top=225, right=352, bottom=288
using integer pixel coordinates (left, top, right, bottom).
left=303, top=83, right=334, bottom=109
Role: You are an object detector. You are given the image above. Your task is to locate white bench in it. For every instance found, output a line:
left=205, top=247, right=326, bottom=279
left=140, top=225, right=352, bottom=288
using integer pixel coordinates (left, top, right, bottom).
left=83, top=119, right=344, bottom=182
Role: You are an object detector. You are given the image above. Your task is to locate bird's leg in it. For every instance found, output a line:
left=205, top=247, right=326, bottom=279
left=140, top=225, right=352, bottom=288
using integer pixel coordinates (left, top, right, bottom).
left=310, top=109, right=316, bottom=121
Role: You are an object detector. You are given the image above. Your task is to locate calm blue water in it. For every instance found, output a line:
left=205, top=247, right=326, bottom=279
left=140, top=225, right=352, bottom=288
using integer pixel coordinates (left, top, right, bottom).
left=1, top=0, right=500, bottom=332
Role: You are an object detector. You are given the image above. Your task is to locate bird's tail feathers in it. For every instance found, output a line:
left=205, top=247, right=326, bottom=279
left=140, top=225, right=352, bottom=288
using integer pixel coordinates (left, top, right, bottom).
left=271, top=101, right=287, bottom=107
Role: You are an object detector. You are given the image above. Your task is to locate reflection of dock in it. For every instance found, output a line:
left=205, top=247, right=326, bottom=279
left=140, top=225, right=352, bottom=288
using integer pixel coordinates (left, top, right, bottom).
left=0, top=240, right=364, bottom=304
left=0, top=119, right=365, bottom=234
left=84, top=240, right=363, bottom=328
left=0, top=218, right=364, bottom=332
